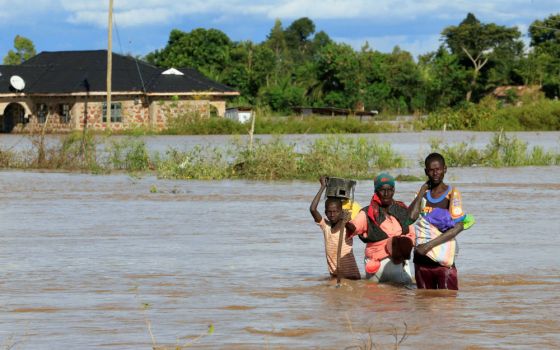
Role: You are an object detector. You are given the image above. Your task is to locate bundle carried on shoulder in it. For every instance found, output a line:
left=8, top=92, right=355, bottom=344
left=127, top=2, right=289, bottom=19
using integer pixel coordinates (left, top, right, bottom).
left=414, top=216, right=457, bottom=267
left=414, top=208, right=475, bottom=267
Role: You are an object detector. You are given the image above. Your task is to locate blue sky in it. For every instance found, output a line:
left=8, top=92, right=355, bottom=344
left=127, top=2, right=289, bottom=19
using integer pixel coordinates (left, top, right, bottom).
left=1, top=0, right=559, bottom=60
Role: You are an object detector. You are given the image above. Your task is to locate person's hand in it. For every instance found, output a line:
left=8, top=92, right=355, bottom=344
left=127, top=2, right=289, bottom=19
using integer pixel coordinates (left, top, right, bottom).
left=415, top=243, right=431, bottom=256
left=319, top=175, right=328, bottom=187
left=345, top=221, right=356, bottom=238
left=420, top=181, right=430, bottom=193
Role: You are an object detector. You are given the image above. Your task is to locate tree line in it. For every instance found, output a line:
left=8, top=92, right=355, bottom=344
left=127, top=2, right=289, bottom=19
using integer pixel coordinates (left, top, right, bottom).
left=144, top=13, right=560, bottom=114
left=5, top=13, right=560, bottom=115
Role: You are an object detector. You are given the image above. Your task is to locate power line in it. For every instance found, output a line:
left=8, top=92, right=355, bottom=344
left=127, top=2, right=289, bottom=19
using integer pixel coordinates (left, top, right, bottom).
left=112, top=11, right=147, bottom=94
left=530, top=23, right=560, bottom=32
left=112, top=11, right=124, bottom=55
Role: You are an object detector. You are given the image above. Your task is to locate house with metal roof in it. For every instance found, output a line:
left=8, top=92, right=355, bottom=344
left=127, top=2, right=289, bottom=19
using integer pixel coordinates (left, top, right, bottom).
left=0, top=50, right=239, bottom=133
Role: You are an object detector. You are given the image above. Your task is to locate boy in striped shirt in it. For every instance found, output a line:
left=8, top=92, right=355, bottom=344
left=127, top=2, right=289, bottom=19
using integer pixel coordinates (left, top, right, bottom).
left=310, top=176, right=361, bottom=280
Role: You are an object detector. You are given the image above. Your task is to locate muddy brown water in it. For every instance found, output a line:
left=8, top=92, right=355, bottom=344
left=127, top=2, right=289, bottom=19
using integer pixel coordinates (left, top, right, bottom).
left=1, top=133, right=560, bottom=349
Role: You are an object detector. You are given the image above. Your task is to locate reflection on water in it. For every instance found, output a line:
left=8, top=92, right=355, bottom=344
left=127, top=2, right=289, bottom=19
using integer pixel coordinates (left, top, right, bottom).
left=0, top=165, right=559, bottom=348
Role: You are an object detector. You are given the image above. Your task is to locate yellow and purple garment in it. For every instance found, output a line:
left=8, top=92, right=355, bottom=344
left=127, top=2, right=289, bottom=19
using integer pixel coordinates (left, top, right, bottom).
left=414, top=208, right=475, bottom=267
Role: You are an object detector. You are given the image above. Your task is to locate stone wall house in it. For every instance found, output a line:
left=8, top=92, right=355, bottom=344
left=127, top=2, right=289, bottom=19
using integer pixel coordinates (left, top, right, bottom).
left=0, top=50, right=239, bottom=133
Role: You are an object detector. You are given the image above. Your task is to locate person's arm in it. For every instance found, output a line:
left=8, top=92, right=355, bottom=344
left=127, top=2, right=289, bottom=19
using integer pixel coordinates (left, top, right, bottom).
left=345, top=221, right=356, bottom=237
left=310, top=176, right=327, bottom=223
left=416, top=222, right=464, bottom=255
left=408, top=182, right=429, bottom=221
left=345, top=210, right=367, bottom=238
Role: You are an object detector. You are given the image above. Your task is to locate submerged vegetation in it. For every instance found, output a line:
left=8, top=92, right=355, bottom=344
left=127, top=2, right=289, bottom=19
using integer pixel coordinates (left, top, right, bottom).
left=157, top=136, right=405, bottom=180
left=0, top=132, right=559, bottom=180
left=429, top=132, right=560, bottom=167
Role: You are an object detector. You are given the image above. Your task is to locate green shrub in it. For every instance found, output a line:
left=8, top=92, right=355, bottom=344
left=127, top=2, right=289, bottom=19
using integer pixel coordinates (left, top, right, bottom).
left=165, top=112, right=249, bottom=135
left=232, top=138, right=300, bottom=180
left=427, top=137, right=484, bottom=167
left=299, top=136, right=405, bottom=179
left=156, top=146, right=231, bottom=180
left=106, top=137, right=150, bottom=171
left=429, top=132, right=560, bottom=167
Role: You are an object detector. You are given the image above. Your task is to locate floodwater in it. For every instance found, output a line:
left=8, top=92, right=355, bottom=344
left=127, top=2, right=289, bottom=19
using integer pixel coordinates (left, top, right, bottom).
left=1, top=134, right=560, bottom=349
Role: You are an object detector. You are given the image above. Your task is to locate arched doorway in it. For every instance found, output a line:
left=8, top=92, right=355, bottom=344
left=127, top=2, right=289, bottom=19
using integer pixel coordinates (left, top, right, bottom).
left=1, top=103, right=26, bottom=133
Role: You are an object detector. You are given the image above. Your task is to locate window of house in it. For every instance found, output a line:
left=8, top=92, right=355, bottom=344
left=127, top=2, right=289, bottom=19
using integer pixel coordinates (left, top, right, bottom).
left=102, top=102, right=122, bottom=123
left=59, top=104, right=71, bottom=124
left=37, top=103, right=48, bottom=123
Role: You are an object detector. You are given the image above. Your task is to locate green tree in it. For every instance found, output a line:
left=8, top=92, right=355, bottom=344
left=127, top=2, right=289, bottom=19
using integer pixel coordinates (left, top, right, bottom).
left=358, top=44, right=390, bottom=112
left=418, top=47, right=469, bottom=111
left=284, top=17, right=316, bottom=63
left=442, top=13, right=523, bottom=102
left=145, top=28, right=232, bottom=79
left=310, top=30, right=333, bottom=56
left=222, top=41, right=275, bottom=99
left=529, top=14, right=560, bottom=56
left=264, top=19, right=290, bottom=86
left=383, top=46, right=425, bottom=113
left=315, top=42, right=361, bottom=108
left=3, top=35, right=36, bottom=65
left=528, top=14, right=560, bottom=97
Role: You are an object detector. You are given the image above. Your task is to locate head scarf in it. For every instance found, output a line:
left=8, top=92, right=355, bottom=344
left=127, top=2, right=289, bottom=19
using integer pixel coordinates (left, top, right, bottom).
left=368, top=173, right=396, bottom=225
left=374, top=173, right=395, bottom=192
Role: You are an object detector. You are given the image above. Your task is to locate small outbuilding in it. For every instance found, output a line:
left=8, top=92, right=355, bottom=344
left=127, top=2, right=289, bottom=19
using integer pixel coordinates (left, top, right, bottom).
left=225, top=107, right=253, bottom=123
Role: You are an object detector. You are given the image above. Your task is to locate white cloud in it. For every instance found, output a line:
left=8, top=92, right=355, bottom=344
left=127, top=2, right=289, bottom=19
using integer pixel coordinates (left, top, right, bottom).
left=67, top=7, right=174, bottom=27
left=0, top=0, right=52, bottom=22
left=2, top=0, right=560, bottom=28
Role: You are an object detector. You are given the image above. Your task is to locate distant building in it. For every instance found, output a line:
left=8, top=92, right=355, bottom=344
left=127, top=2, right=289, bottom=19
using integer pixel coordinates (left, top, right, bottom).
left=0, top=50, right=239, bottom=133
left=492, top=85, right=541, bottom=105
left=293, top=106, right=378, bottom=118
left=225, top=107, right=253, bottom=123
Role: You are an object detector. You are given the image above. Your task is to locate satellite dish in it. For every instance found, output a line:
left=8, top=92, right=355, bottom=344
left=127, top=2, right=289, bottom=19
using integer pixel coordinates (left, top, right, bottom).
left=10, top=75, right=25, bottom=91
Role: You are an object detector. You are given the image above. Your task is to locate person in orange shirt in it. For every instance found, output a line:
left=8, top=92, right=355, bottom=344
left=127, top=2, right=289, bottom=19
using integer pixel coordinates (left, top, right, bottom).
left=345, top=173, right=415, bottom=285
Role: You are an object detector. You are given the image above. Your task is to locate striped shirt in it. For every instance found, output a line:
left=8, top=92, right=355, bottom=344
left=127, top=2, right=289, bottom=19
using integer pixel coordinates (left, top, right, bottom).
left=318, top=218, right=361, bottom=280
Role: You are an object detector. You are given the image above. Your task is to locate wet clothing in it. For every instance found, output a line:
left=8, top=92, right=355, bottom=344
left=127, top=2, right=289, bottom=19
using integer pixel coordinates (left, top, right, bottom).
left=415, top=264, right=458, bottom=290
left=350, top=207, right=414, bottom=285
left=366, top=257, right=413, bottom=284
left=414, top=215, right=457, bottom=267
left=360, top=198, right=410, bottom=244
left=414, top=186, right=463, bottom=289
left=317, top=218, right=361, bottom=280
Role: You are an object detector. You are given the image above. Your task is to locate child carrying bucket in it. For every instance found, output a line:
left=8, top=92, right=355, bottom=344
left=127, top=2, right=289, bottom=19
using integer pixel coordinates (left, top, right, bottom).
left=310, top=176, right=361, bottom=280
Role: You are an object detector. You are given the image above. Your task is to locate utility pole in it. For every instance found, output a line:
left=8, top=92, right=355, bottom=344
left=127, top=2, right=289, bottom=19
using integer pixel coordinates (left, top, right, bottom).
left=106, top=0, right=113, bottom=130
